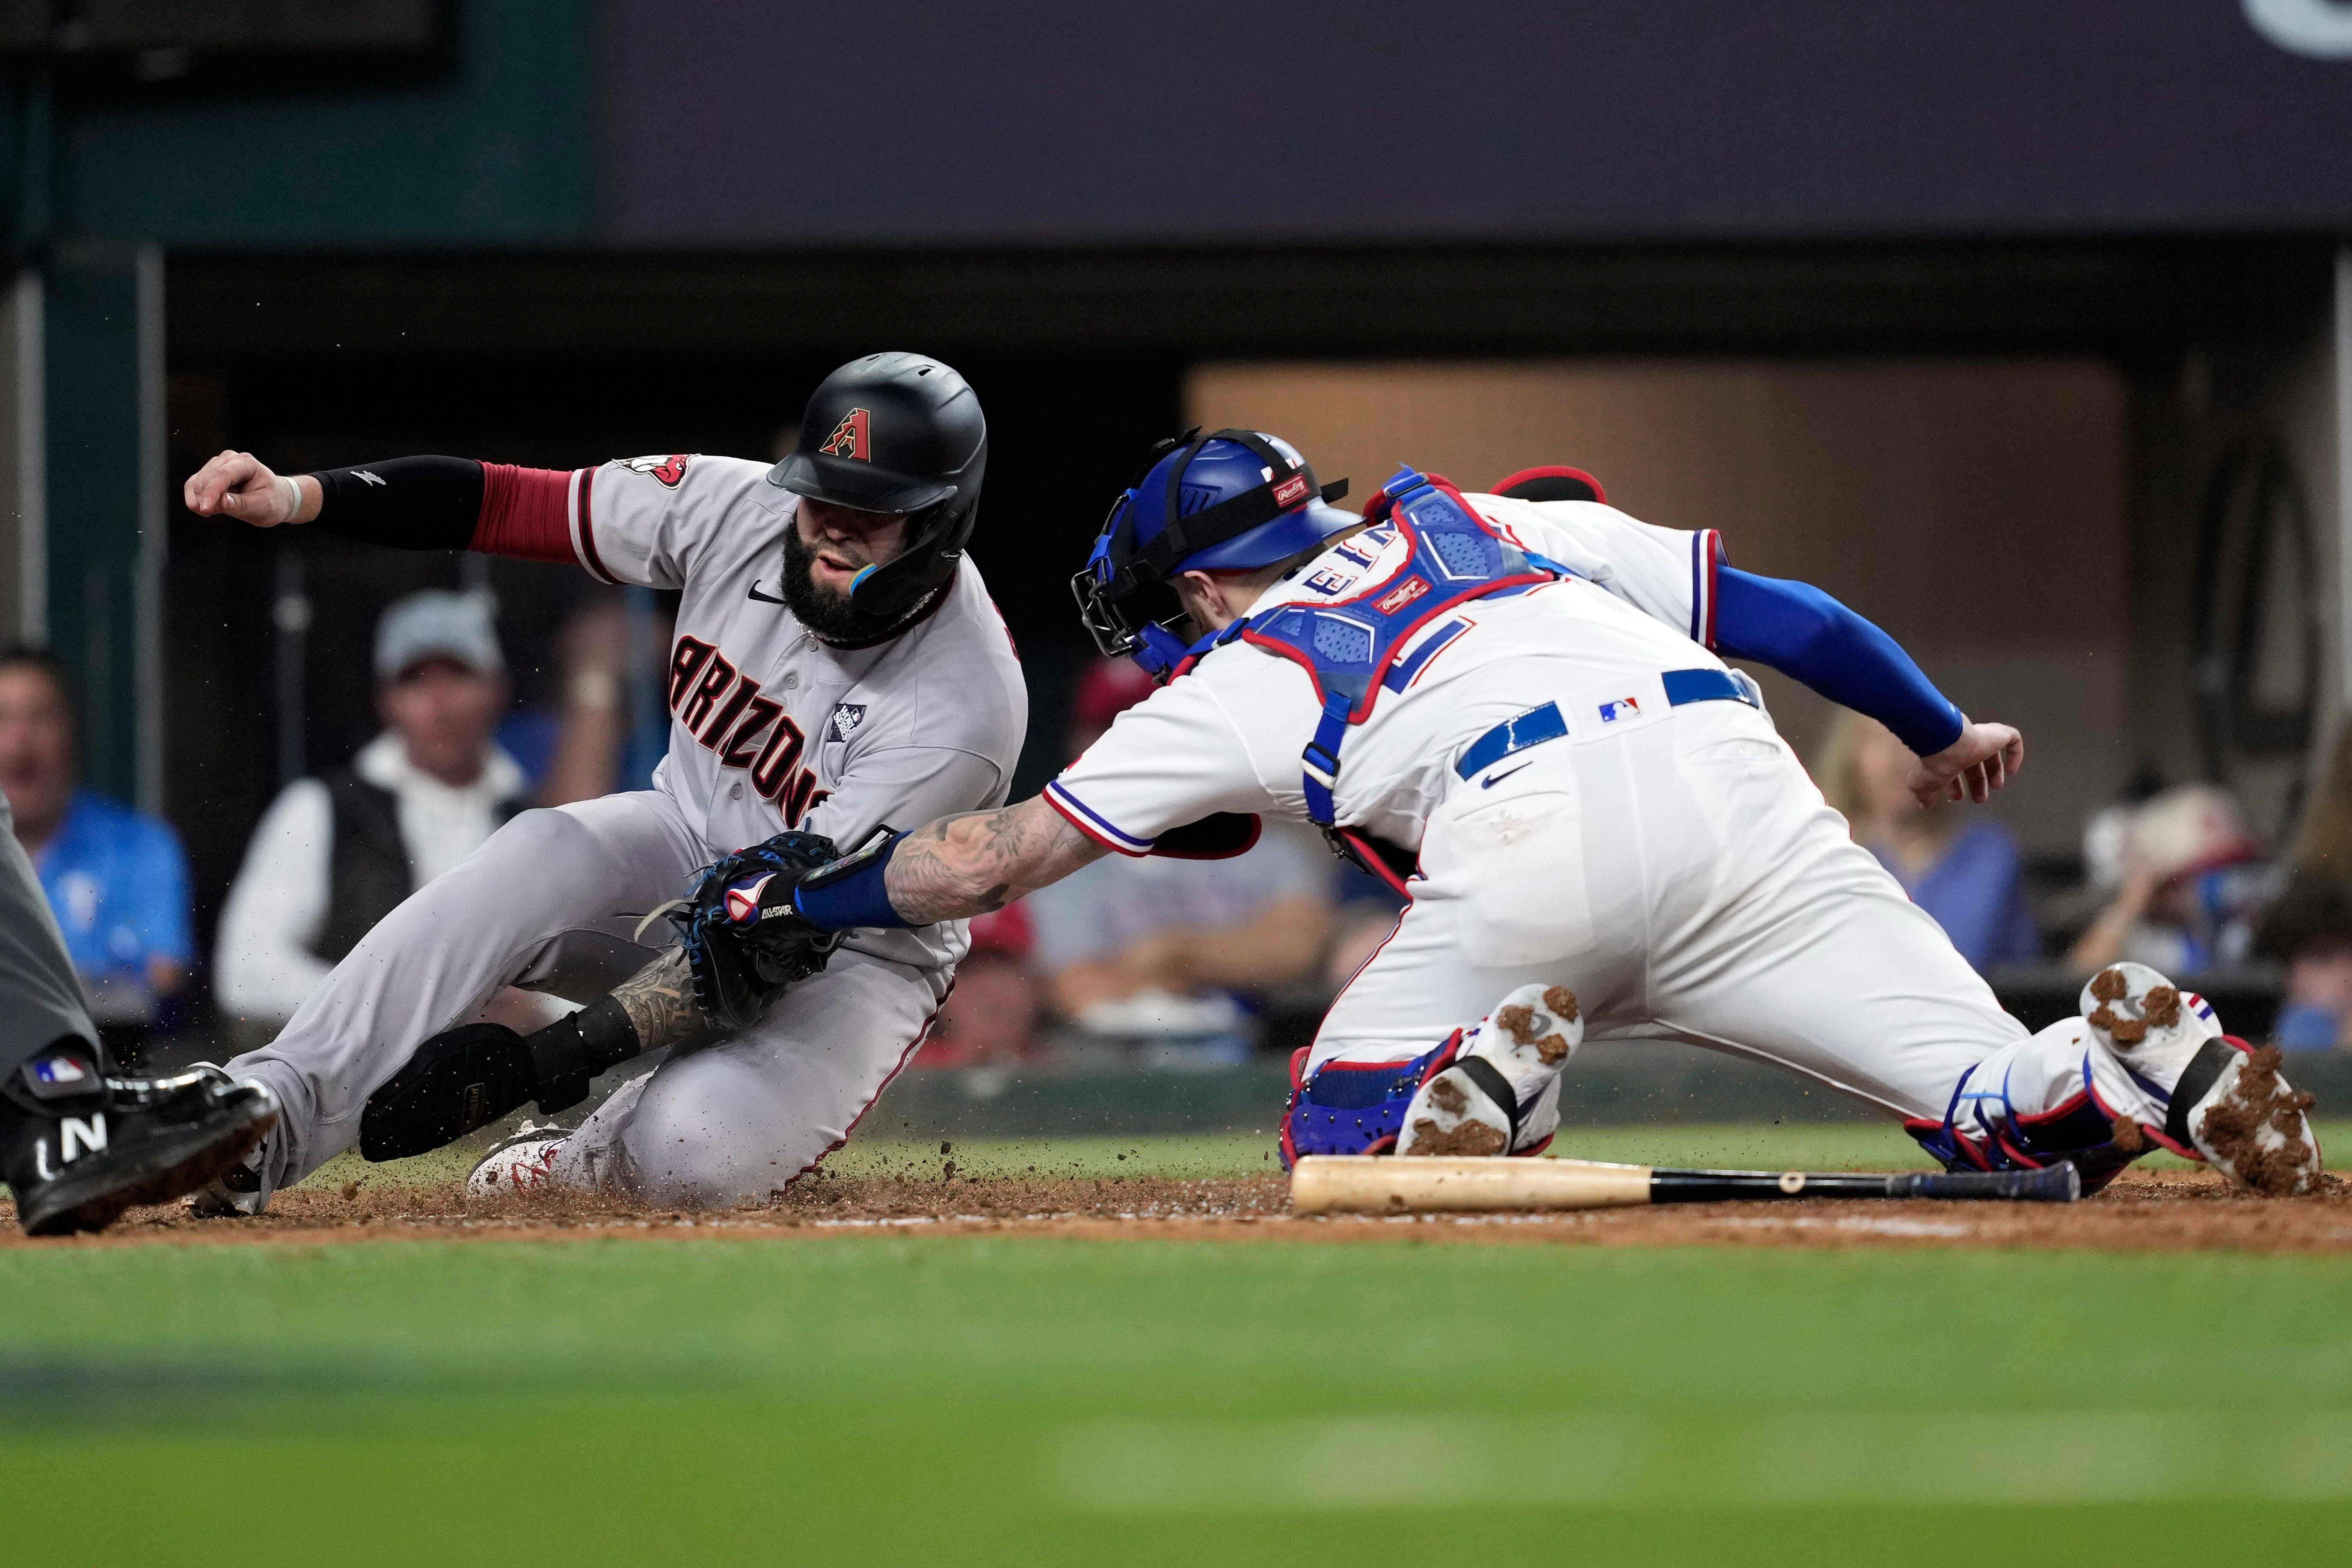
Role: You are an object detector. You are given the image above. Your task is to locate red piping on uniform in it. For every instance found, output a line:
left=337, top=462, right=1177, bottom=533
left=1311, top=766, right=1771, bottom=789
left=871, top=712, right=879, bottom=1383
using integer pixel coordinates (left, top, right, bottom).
left=781, top=987, right=949, bottom=1192
left=1702, top=531, right=1723, bottom=649
left=471, top=463, right=578, bottom=563
left=1489, top=465, right=1608, bottom=504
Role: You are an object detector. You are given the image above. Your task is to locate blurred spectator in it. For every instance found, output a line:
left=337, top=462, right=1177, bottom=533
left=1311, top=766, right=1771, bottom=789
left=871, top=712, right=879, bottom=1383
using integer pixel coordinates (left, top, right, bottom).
left=1026, top=660, right=1334, bottom=1049
left=495, top=595, right=643, bottom=806
left=1814, top=711, right=2037, bottom=971
left=2066, top=783, right=2274, bottom=975
left=2255, top=728, right=2352, bottom=1049
left=2257, top=874, right=2352, bottom=1050
left=0, top=646, right=194, bottom=1053
left=919, top=905, right=1045, bottom=1068
left=217, top=592, right=531, bottom=1039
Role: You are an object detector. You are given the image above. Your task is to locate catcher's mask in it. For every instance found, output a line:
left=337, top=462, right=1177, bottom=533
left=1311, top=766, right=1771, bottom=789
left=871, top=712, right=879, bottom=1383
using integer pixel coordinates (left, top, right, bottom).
left=1072, top=429, right=1352, bottom=679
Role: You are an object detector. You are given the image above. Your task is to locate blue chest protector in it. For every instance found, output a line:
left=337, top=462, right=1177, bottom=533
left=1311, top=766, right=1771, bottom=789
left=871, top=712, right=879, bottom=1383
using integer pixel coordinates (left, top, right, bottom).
left=1225, top=466, right=1569, bottom=889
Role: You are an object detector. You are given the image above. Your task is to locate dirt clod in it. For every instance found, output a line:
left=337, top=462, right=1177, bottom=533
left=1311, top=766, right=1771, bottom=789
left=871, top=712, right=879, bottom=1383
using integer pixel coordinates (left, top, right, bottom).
left=1496, top=1005, right=1536, bottom=1043
left=1401, top=1117, right=1508, bottom=1157
left=2143, top=986, right=2181, bottom=1029
left=2090, top=966, right=2129, bottom=1002
left=2195, top=1046, right=2320, bottom=1197
left=1541, top=987, right=1580, bottom=1023
left=2109, top=1115, right=2146, bottom=1155
left=1427, top=1078, right=1470, bottom=1115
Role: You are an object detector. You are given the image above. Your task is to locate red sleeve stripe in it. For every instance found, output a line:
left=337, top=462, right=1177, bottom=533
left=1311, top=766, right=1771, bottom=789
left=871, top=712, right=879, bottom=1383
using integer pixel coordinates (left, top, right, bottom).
left=472, top=463, right=578, bottom=563
left=568, top=466, right=618, bottom=584
left=1693, top=528, right=1723, bottom=649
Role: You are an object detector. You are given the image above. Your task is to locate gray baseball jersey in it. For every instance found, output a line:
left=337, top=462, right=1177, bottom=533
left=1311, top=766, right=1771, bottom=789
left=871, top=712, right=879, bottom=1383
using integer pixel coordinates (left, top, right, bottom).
left=226, top=450, right=1024, bottom=1207
left=569, top=453, right=1027, bottom=973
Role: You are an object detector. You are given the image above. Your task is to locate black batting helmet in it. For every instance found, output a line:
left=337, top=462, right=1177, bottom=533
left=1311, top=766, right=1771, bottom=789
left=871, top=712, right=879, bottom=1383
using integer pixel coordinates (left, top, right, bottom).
left=766, top=352, right=987, bottom=622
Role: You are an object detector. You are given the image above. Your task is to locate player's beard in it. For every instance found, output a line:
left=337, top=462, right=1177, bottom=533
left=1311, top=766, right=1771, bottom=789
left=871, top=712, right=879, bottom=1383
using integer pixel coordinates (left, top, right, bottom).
left=780, top=524, right=897, bottom=644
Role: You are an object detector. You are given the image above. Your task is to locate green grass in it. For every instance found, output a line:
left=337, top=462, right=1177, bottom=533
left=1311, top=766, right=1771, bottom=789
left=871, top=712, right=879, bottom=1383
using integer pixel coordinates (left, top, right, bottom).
left=5, top=1121, right=2352, bottom=1564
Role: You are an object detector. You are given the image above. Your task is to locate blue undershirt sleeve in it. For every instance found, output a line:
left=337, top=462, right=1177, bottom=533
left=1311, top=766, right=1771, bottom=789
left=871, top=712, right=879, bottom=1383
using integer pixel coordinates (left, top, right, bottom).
left=1711, top=567, right=1964, bottom=757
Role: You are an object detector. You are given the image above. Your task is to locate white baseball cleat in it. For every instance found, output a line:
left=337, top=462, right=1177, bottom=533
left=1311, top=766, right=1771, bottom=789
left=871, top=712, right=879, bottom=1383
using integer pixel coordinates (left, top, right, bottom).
left=2082, top=962, right=2320, bottom=1196
left=467, top=1123, right=566, bottom=1197
left=1397, top=983, right=1582, bottom=1157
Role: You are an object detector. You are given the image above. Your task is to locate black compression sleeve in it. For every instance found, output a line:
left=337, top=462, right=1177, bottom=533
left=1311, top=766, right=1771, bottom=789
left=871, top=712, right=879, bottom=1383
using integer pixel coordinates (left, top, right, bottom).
left=308, top=456, right=484, bottom=550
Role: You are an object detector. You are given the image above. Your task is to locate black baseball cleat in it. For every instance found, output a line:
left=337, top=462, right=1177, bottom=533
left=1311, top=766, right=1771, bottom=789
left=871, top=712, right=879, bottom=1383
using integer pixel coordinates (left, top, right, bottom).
left=1, top=1043, right=280, bottom=1236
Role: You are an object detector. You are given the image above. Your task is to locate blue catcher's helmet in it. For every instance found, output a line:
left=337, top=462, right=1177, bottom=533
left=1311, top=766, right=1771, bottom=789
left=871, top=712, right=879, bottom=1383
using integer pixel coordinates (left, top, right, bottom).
left=1071, top=429, right=1354, bottom=677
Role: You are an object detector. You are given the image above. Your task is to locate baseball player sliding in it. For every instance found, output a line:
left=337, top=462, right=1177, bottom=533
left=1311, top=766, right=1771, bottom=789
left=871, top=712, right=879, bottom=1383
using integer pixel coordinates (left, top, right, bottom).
left=179, top=353, right=1024, bottom=1211
left=375, top=430, right=2313, bottom=1204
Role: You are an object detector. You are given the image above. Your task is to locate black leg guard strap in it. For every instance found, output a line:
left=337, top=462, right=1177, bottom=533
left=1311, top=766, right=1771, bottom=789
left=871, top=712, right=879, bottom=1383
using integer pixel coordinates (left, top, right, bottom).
left=523, top=997, right=643, bottom=1115
left=1450, top=1055, right=1525, bottom=1145
left=2165, top=1038, right=2236, bottom=1149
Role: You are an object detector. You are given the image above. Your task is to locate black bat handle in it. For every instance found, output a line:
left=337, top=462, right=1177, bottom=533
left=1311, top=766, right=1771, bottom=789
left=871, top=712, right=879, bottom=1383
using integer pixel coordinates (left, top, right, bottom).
left=1646, top=1161, right=2079, bottom=1204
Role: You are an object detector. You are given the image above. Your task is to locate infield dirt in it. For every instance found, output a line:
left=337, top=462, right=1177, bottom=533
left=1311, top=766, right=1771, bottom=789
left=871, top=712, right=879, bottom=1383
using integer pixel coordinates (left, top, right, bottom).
left=6, top=1164, right=2349, bottom=1252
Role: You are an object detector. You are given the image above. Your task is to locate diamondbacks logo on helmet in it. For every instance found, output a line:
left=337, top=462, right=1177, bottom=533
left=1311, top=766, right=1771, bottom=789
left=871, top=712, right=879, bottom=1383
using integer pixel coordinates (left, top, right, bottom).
left=819, top=408, right=872, bottom=461
left=622, top=454, right=692, bottom=487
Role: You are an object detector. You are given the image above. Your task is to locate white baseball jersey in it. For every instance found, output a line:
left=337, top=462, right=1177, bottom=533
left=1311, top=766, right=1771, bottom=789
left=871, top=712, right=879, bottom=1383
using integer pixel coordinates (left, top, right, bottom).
left=565, top=453, right=1027, bottom=973
left=1045, top=494, right=1724, bottom=855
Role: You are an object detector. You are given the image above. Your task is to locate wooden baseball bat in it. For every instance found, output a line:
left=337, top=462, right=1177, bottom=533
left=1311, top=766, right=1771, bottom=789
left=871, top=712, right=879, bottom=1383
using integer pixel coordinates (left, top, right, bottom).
left=1288, top=1155, right=2080, bottom=1215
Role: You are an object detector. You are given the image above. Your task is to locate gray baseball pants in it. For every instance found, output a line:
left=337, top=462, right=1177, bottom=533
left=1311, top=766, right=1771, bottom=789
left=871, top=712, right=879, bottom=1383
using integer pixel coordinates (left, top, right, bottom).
left=0, top=790, right=98, bottom=1077
left=227, top=789, right=945, bottom=1209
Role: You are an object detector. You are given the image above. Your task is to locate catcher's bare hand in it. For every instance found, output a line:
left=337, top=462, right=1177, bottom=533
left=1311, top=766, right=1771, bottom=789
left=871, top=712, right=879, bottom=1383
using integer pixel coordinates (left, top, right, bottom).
left=1907, top=719, right=2024, bottom=808
left=183, top=449, right=309, bottom=527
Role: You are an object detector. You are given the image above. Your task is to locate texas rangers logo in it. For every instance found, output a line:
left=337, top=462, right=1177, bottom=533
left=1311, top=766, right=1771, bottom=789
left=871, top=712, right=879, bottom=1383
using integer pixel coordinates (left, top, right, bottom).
left=1598, top=695, right=1642, bottom=723
left=622, top=454, right=691, bottom=487
left=820, top=408, right=872, bottom=461
left=826, top=702, right=867, bottom=742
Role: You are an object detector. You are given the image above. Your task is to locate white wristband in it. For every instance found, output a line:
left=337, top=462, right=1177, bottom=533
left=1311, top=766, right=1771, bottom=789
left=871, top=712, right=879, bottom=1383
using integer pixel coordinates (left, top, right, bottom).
left=280, top=474, right=304, bottom=524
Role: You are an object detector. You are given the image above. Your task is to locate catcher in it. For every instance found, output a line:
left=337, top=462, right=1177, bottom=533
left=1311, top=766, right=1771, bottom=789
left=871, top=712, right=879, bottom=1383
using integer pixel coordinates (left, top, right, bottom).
left=179, top=353, right=1023, bottom=1210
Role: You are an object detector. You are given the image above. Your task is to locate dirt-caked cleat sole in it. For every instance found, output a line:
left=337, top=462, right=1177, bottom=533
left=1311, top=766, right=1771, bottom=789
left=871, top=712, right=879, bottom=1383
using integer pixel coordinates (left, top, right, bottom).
left=18, top=1071, right=279, bottom=1237
left=2082, top=962, right=2320, bottom=1197
left=1396, top=983, right=1582, bottom=1157
left=1399, top=1069, right=1512, bottom=1156
left=2181, top=1044, right=2321, bottom=1197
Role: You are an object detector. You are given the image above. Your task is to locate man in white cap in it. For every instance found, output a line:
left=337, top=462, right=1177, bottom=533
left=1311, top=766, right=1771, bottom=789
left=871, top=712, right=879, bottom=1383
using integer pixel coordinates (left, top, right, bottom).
left=216, top=590, right=531, bottom=1041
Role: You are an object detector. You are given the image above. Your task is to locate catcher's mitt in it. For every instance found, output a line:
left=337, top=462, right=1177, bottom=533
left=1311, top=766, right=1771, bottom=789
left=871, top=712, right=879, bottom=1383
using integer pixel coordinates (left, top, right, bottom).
left=665, top=830, right=845, bottom=1032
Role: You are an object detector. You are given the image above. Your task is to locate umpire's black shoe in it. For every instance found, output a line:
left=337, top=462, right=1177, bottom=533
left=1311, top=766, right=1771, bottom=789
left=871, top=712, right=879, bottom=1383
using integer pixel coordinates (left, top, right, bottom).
left=1, top=1043, right=280, bottom=1236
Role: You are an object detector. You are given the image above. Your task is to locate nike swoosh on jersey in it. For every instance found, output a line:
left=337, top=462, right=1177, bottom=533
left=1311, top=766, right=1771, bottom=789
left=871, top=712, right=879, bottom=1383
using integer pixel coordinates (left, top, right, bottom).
left=747, top=581, right=787, bottom=604
left=1480, top=761, right=1535, bottom=788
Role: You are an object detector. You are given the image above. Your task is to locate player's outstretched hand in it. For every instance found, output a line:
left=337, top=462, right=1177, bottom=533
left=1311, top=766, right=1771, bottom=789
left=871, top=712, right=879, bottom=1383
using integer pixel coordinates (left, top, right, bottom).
left=1907, top=719, right=2024, bottom=807
left=183, top=449, right=305, bottom=526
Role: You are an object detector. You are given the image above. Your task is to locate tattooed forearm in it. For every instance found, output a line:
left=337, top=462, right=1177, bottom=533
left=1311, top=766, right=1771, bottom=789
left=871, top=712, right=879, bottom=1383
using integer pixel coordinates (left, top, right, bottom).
left=885, top=795, right=1105, bottom=925
left=608, top=946, right=705, bottom=1052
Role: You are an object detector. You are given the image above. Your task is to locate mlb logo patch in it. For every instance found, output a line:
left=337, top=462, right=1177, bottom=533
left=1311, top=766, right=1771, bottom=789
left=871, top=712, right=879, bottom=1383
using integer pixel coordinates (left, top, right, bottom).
left=827, top=702, right=867, bottom=742
left=1597, top=695, right=1642, bottom=723
left=724, top=873, right=774, bottom=925
left=32, top=1056, right=87, bottom=1086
